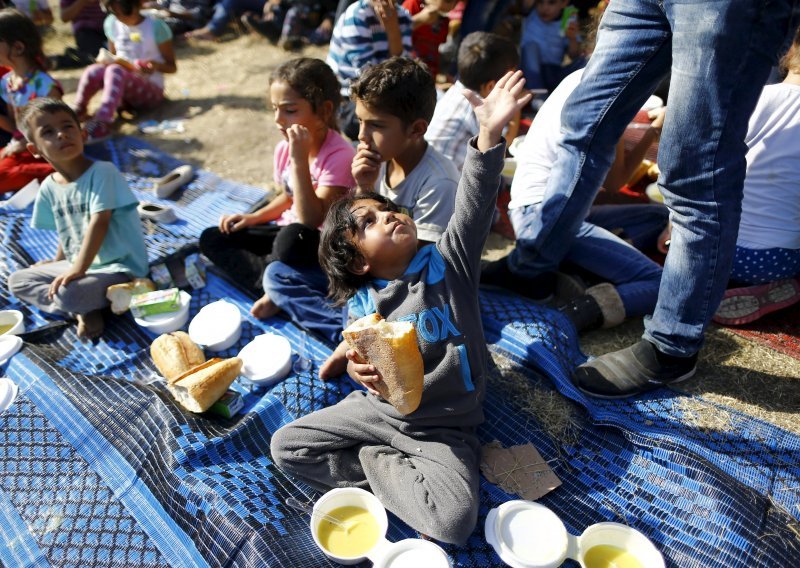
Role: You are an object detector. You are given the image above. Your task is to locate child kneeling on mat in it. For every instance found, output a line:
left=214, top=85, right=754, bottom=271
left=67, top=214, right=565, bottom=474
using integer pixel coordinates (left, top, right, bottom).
left=9, top=98, right=148, bottom=339
left=270, top=71, right=531, bottom=545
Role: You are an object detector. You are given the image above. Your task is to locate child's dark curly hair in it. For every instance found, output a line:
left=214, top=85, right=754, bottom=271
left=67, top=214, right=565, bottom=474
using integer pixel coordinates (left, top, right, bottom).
left=0, top=8, right=47, bottom=70
left=102, top=0, right=139, bottom=17
left=350, top=56, right=436, bottom=128
left=270, top=58, right=342, bottom=130
left=319, top=192, right=401, bottom=306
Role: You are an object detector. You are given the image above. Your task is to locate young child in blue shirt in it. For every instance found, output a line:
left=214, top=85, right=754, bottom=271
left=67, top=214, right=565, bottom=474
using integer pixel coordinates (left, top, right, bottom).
left=520, top=0, right=584, bottom=92
left=9, top=98, right=149, bottom=339
left=270, top=71, right=532, bottom=545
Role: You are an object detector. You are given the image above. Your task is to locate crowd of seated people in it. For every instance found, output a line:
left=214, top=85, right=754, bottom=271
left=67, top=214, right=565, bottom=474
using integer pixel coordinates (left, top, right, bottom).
left=3, top=0, right=798, bottom=548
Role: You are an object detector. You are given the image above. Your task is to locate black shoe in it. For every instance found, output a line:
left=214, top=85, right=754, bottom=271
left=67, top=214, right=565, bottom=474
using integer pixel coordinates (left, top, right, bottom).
left=572, top=340, right=698, bottom=399
left=479, top=257, right=555, bottom=301
left=559, top=294, right=602, bottom=332
left=241, top=12, right=280, bottom=43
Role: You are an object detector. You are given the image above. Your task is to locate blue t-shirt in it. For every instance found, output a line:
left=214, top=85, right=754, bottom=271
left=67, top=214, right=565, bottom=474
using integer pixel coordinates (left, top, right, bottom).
left=521, top=11, right=570, bottom=65
left=32, top=161, right=149, bottom=277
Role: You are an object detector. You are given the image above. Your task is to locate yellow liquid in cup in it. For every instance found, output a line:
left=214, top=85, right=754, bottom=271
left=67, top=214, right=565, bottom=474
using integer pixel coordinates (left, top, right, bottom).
left=317, top=506, right=380, bottom=558
left=0, top=323, right=13, bottom=335
left=583, top=544, right=645, bottom=568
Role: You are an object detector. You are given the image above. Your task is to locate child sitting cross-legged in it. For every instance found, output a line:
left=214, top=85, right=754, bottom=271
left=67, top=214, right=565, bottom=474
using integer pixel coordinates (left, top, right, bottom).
left=8, top=98, right=149, bottom=339
left=270, top=71, right=532, bottom=544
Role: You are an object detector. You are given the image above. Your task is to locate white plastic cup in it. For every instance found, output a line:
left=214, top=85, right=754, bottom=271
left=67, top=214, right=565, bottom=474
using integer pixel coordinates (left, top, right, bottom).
left=0, top=310, right=25, bottom=336
left=311, top=487, right=388, bottom=565
left=371, top=538, right=452, bottom=568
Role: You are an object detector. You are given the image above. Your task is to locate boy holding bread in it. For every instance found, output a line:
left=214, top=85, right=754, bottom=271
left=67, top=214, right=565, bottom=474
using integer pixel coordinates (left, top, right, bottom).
left=270, top=71, right=532, bottom=545
left=8, top=98, right=148, bottom=339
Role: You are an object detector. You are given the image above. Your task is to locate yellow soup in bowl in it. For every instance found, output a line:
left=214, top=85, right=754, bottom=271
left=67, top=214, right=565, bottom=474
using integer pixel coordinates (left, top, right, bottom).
left=583, top=544, right=645, bottom=568
left=317, top=506, right=381, bottom=558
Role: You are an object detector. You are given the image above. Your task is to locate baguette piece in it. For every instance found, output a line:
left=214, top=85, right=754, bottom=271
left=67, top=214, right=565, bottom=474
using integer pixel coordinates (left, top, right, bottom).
left=342, top=313, right=424, bottom=415
left=167, top=357, right=243, bottom=413
left=151, top=331, right=206, bottom=383
left=107, top=278, right=157, bottom=314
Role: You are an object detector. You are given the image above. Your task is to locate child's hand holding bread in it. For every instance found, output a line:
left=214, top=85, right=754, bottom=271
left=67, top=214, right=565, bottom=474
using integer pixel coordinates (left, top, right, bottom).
left=342, top=313, right=424, bottom=415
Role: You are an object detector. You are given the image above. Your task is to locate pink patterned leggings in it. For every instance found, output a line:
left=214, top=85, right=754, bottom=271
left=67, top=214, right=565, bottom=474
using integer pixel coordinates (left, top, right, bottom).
left=75, top=63, right=164, bottom=124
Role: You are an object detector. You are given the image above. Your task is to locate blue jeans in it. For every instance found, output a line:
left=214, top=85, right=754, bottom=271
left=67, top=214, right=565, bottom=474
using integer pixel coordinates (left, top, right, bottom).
left=509, top=0, right=794, bottom=356
left=587, top=204, right=669, bottom=252
left=510, top=204, right=664, bottom=318
left=207, top=0, right=266, bottom=35
left=263, top=261, right=345, bottom=346
left=520, top=41, right=587, bottom=92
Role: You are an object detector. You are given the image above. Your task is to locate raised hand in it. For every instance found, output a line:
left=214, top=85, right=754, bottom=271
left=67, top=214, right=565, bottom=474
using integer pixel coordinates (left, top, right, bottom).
left=463, top=70, right=532, bottom=151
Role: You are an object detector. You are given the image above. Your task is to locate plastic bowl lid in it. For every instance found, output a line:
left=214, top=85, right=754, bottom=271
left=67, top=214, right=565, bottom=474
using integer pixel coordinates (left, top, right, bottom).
left=238, top=334, right=292, bottom=384
left=189, top=300, right=241, bottom=346
left=485, top=501, right=569, bottom=568
left=0, top=335, right=23, bottom=366
left=372, top=539, right=451, bottom=568
left=0, top=377, right=19, bottom=413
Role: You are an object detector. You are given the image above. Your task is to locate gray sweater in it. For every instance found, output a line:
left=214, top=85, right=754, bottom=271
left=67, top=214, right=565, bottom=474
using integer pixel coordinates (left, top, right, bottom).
left=347, top=137, right=506, bottom=428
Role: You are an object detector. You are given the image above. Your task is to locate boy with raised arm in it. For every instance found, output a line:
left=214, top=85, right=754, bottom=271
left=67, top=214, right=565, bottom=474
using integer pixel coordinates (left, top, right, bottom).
left=270, top=71, right=531, bottom=544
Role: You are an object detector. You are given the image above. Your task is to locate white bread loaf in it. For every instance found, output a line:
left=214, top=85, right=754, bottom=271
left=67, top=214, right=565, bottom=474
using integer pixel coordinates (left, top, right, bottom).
left=167, top=357, right=243, bottom=413
left=151, top=331, right=206, bottom=383
left=342, top=313, right=424, bottom=415
left=107, top=278, right=157, bottom=314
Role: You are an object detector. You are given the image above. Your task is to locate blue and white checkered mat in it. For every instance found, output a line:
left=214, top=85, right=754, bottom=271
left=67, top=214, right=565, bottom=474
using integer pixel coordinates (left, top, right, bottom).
left=0, top=137, right=798, bottom=566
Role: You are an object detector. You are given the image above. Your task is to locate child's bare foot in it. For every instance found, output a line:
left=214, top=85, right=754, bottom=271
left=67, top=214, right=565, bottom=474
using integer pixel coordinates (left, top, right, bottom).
left=77, top=310, right=104, bottom=340
left=250, top=293, right=280, bottom=320
left=184, top=27, right=218, bottom=41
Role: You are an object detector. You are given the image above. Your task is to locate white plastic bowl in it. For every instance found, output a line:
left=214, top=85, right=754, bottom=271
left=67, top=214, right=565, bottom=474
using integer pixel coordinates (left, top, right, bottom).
left=237, top=334, right=292, bottom=387
left=0, top=310, right=25, bottom=336
left=188, top=300, right=242, bottom=351
left=134, top=290, right=191, bottom=335
left=311, top=488, right=388, bottom=565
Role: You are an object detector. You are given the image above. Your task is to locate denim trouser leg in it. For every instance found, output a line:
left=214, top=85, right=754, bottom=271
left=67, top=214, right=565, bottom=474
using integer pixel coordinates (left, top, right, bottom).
left=207, top=0, right=266, bottom=35
left=510, top=205, right=663, bottom=318
left=586, top=204, right=669, bottom=252
left=510, top=0, right=793, bottom=356
left=263, top=261, right=345, bottom=346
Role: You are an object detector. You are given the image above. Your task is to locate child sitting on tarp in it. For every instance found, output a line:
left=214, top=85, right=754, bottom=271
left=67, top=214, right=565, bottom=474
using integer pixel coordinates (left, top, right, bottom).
left=712, top=26, right=800, bottom=326
left=9, top=98, right=149, bottom=339
left=520, top=0, right=585, bottom=93
left=270, top=71, right=531, bottom=545
left=0, top=9, right=61, bottom=193
left=199, top=58, right=355, bottom=324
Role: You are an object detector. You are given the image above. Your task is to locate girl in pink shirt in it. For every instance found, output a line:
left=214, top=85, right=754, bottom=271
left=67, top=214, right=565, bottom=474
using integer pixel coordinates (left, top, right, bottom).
left=199, top=57, right=355, bottom=319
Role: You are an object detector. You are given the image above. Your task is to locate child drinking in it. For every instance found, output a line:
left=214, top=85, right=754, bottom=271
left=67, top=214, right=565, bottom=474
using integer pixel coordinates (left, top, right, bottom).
left=0, top=8, right=62, bottom=192
left=199, top=57, right=355, bottom=319
left=271, top=71, right=531, bottom=544
left=73, top=0, right=177, bottom=144
left=10, top=98, right=149, bottom=339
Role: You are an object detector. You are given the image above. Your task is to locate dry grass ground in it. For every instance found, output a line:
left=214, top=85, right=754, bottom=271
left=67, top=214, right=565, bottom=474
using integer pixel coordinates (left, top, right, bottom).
left=41, top=16, right=799, bottom=433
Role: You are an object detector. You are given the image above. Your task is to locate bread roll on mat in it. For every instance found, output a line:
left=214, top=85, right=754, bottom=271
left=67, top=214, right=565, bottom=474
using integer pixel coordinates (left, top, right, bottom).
left=151, top=331, right=206, bottom=383
left=167, top=357, right=243, bottom=413
left=106, top=278, right=157, bottom=314
left=342, top=313, right=424, bottom=415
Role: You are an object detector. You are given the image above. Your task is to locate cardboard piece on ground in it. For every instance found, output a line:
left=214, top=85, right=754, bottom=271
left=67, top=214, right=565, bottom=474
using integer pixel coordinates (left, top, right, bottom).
left=481, top=441, right=561, bottom=501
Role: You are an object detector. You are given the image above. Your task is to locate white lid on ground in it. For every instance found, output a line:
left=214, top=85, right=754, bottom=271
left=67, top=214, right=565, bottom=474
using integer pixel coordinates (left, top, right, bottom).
left=485, top=501, right=569, bottom=568
left=237, top=333, right=292, bottom=385
left=0, top=377, right=19, bottom=413
left=372, top=539, right=451, bottom=568
left=0, top=335, right=22, bottom=367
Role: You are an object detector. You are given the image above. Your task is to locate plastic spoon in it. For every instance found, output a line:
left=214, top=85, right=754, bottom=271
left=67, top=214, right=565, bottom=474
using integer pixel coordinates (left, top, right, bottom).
left=285, top=497, right=356, bottom=533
